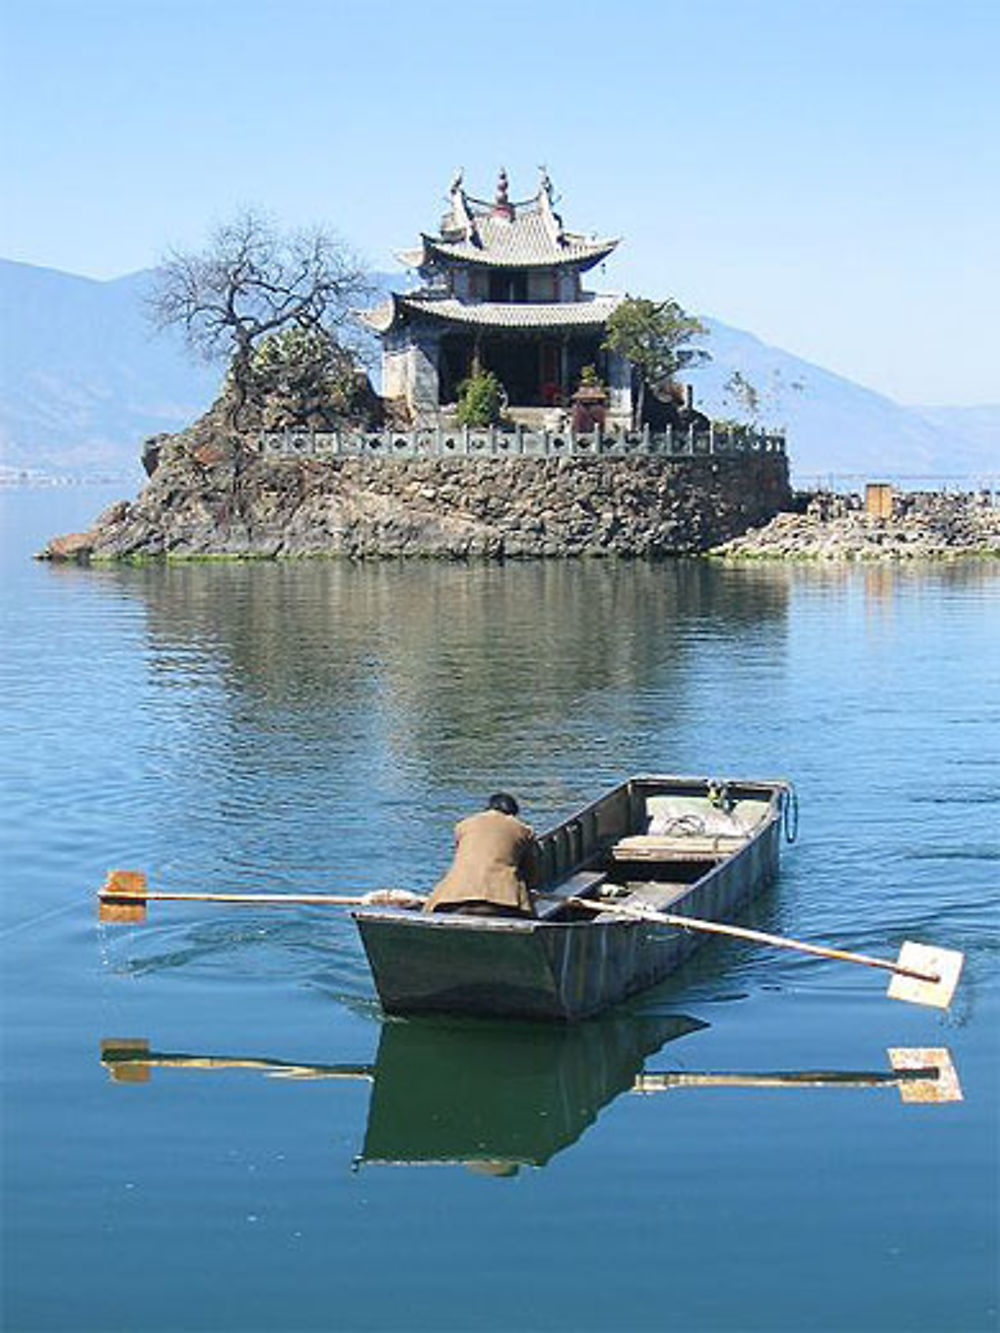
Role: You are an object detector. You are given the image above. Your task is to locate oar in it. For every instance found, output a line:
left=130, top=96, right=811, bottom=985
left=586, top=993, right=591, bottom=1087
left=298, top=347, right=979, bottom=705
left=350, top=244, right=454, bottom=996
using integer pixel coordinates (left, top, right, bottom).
left=633, top=1047, right=962, bottom=1104
left=98, top=870, right=425, bottom=923
left=100, top=1041, right=961, bottom=1105
left=565, top=896, right=964, bottom=1009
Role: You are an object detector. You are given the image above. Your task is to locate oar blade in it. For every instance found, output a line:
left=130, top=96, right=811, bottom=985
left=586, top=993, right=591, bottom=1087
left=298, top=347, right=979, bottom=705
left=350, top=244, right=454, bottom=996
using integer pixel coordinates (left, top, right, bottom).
left=99, top=898, right=147, bottom=923
left=887, top=941, right=964, bottom=1009
left=99, top=869, right=148, bottom=923
left=888, top=1047, right=963, bottom=1103
left=101, top=1039, right=152, bottom=1083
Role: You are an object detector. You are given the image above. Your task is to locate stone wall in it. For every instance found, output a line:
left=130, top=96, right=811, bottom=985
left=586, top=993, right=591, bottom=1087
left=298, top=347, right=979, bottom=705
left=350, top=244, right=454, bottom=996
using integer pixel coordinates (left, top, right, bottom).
left=39, top=430, right=791, bottom=562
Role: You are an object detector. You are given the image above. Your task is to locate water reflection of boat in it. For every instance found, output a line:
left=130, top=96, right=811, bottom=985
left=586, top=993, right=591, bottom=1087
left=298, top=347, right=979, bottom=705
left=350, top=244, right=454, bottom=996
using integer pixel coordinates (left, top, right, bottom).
left=360, top=1015, right=703, bottom=1169
left=100, top=1019, right=960, bottom=1175
left=101, top=1015, right=703, bottom=1170
left=354, top=774, right=792, bottom=1021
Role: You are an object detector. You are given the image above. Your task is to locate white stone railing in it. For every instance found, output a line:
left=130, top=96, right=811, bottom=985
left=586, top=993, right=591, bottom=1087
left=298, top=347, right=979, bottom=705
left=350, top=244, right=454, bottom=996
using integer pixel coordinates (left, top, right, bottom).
left=254, top=423, right=786, bottom=459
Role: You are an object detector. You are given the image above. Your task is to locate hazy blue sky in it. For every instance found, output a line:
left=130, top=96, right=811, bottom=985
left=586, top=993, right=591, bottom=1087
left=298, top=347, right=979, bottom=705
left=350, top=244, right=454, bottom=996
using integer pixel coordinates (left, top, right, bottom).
left=2, top=0, right=997, bottom=404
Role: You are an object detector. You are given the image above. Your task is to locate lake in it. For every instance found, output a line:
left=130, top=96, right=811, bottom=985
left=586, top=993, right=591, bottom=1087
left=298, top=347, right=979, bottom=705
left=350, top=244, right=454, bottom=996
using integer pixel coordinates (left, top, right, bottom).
left=1, top=485, right=997, bottom=1333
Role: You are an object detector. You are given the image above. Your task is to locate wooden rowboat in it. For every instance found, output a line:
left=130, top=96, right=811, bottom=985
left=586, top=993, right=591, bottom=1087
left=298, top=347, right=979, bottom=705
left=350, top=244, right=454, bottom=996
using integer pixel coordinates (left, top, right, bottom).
left=353, top=773, right=794, bottom=1022
left=99, top=773, right=963, bottom=1014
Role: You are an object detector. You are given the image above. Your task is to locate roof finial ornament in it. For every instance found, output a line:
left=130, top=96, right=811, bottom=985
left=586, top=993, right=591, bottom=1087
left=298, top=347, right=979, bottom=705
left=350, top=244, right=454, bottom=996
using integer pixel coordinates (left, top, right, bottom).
left=446, top=167, right=476, bottom=244
left=537, top=164, right=564, bottom=244
left=492, top=166, right=513, bottom=220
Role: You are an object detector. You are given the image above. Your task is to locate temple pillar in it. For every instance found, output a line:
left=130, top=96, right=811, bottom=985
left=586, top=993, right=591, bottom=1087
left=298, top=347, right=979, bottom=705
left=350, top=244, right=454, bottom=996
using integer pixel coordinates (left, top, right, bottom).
left=407, top=326, right=441, bottom=420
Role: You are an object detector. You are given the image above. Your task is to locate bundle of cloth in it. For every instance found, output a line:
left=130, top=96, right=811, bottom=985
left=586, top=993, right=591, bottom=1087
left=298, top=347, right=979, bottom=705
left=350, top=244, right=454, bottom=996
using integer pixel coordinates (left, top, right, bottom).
left=644, top=796, right=767, bottom=840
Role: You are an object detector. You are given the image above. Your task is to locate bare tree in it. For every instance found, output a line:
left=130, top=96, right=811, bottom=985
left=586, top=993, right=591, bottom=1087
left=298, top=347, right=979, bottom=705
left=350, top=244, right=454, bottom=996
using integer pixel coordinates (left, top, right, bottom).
left=149, top=209, right=372, bottom=427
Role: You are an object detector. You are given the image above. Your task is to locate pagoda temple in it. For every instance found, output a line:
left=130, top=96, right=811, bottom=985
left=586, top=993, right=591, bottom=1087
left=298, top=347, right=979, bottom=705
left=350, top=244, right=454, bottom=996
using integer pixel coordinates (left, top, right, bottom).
left=362, top=169, right=631, bottom=425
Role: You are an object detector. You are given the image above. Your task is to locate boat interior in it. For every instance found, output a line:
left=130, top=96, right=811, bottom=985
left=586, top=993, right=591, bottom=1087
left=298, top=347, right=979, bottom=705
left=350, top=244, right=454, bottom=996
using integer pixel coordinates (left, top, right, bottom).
left=532, top=777, right=780, bottom=924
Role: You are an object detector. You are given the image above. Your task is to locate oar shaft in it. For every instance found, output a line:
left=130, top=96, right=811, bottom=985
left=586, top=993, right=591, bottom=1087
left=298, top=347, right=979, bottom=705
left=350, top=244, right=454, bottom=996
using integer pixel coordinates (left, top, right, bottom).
left=98, top=872, right=428, bottom=923
left=635, top=1070, right=922, bottom=1091
left=104, top=889, right=374, bottom=907
left=106, top=1051, right=374, bottom=1080
left=665, top=912, right=937, bottom=982
left=568, top=898, right=940, bottom=984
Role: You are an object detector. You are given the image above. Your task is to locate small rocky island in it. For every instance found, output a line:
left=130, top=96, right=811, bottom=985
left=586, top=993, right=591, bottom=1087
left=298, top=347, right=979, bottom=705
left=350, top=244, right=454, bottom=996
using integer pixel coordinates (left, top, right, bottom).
left=38, top=409, right=997, bottom=564
left=39, top=427, right=997, bottom=563
left=37, top=169, right=999, bottom=565
left=39, top=405, right=792, bottom=562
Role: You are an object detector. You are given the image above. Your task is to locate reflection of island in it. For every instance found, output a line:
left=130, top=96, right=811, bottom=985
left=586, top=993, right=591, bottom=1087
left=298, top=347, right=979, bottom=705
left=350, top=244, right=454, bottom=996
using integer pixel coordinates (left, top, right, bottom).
left=61, top=560, right=790, bottom=781
left=100, top=1019, right=960, bottom=1175
left=57, top=560, right=795, bottom=900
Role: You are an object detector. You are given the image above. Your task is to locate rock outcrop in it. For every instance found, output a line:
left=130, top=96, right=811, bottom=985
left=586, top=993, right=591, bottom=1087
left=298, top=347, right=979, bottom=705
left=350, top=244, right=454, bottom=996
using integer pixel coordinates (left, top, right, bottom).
left=37, top=403, right=998, bottom=564
left=36, top=416, right=791, bottom=562
left=712, top=490, right=1000, bottom=560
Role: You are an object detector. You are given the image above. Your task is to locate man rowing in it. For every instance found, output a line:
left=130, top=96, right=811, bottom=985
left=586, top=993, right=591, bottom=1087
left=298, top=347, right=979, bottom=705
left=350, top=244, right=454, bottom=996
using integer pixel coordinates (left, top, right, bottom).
left=423, top=792, right=537, bottom=919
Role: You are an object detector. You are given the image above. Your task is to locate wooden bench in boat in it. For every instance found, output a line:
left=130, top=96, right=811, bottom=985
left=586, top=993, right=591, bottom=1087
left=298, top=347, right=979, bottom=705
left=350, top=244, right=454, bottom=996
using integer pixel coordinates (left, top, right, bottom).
left=536, top=870, right=607, bottom=920
left=611, top=834, right=742, bottom=862
left=563, top=878, right=700, bottom=923
left=537, top=873, right=693, bottom=922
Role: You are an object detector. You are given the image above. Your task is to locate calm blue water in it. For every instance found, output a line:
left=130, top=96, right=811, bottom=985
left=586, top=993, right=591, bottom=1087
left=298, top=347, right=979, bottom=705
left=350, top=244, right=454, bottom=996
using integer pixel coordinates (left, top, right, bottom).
left=2, top=486, right=997, bottom=1333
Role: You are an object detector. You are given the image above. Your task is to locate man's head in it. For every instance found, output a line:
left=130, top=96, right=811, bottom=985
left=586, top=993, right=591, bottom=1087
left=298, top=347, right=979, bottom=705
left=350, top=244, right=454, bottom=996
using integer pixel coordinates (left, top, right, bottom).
left=487, top=792, right=520, bottom=817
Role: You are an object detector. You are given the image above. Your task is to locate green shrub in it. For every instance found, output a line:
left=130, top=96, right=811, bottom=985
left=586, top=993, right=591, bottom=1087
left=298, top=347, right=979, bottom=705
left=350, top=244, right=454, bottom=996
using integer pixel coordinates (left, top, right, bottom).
left=235, top=327, right=368, bottom=428
left=455, top=369, right=504, bottom=426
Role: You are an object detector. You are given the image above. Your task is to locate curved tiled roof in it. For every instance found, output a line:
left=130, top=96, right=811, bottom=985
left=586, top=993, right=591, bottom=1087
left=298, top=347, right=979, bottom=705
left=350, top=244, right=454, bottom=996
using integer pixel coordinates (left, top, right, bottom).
left=358, top=297, right=401, bottom=334
left=396, top=171, right=619, bottom=272
left=425, top=216, right=617, bottom=270
left=360, top=293, right=621, bottom=333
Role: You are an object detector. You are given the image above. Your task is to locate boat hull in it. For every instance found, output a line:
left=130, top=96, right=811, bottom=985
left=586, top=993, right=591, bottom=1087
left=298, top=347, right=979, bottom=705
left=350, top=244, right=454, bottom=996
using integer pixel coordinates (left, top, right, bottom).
left=355, top=781, right=784, bottom=1021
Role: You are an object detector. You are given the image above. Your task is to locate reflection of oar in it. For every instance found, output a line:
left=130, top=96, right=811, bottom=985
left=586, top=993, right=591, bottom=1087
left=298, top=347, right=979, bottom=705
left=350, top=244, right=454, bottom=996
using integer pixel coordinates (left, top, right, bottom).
left=98, top=870, right=425, bottom=922
left=566, top=897, right=964, bottom=1009
left=100, top=1039, right=375, bottom=1084
left=633, top=1047, right=962, bottom=1104
left=102, top=1040, right=962, bottom=1106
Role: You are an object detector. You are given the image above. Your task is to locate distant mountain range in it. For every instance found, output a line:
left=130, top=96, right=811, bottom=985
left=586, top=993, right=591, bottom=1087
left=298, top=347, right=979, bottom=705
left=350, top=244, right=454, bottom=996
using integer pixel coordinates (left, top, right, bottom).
left=0, top=260, right=218, bottom=478
left=686, top=320, right=998, bottom=484
left=1, top=257, right=996, bottom=485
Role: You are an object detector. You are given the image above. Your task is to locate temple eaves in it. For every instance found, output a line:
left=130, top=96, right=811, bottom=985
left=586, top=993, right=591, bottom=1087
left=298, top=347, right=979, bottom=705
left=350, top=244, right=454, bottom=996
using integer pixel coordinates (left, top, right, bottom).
left=359, top=292, right=621, bottom=335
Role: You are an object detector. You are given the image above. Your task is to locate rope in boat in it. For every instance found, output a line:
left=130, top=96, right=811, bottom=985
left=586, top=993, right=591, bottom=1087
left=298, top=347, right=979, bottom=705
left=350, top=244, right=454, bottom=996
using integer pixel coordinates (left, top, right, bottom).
left=781, top=784, right=799, bottom=843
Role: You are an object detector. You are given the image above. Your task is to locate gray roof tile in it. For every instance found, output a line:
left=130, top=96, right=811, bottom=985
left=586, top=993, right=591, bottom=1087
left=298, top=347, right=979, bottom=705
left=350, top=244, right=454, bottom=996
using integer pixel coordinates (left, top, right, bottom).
left=426, top=212, right=617, bottom=270
left=392, top=294, right=621, bottom=330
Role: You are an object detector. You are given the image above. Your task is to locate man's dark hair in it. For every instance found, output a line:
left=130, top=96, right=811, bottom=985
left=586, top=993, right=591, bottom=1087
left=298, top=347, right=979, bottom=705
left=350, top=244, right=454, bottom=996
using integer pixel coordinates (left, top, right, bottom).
left=487, top=792, right=519, bottom=817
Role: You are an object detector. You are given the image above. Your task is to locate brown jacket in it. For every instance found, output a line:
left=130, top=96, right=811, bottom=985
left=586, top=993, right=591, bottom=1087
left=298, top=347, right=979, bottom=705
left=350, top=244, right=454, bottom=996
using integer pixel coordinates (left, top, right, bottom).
left=424, top=809, right=536, bottom=914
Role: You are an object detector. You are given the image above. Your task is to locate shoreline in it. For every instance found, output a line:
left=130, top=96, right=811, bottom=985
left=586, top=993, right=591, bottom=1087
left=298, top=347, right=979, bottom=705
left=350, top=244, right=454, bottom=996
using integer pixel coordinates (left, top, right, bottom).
left=31, top=420, right=998, bottom=565
left=37, top=483, right=1000, bottom=566
left=35, top=432, right=793, bottom=563
left=711, top=490, right=999, bottom=561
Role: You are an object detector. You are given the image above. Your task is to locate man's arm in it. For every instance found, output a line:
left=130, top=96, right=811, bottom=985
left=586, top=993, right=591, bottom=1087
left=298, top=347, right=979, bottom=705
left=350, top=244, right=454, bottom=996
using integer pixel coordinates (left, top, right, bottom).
left=520, top=830, right=541, bottom=894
